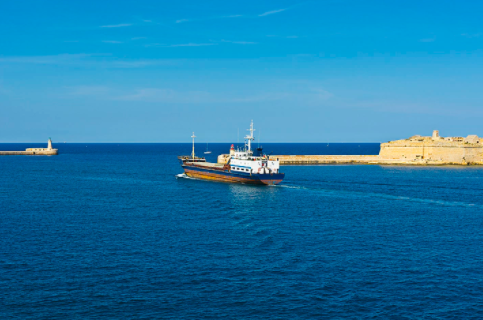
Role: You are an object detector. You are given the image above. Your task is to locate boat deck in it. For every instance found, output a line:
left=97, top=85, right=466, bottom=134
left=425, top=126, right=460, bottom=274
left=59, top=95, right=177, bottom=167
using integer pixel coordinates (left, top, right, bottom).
left=184, top=161, right=227, bottom=171
left=190, top=162, right=224, bottom=168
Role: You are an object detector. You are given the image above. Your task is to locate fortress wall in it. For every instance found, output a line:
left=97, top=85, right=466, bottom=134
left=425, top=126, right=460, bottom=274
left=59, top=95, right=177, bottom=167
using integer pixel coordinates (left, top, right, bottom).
left=379, top=145, right=424, bottom=160
left=425, top=146, right=466, bottom=162
left=457, top=147, right=483, bottom=164
left=380, top=143, right=483, bottom=164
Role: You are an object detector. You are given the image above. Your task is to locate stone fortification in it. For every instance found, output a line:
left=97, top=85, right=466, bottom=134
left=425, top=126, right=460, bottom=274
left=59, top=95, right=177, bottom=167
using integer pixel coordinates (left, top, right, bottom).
left=217, top=131, right=483, bottom=166
left=378, top=130, right=483, bottom=165
left=0, top=138, right=58, bottom=156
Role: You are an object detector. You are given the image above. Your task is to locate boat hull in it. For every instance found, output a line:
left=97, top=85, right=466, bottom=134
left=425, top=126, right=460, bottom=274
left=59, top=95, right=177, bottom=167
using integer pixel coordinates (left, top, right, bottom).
left=183, top=165, right=284, bottom=185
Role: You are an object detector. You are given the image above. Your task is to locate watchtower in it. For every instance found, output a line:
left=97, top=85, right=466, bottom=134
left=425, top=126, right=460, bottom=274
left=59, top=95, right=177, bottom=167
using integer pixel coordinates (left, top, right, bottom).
left=432, top=130, right=440, bottom=140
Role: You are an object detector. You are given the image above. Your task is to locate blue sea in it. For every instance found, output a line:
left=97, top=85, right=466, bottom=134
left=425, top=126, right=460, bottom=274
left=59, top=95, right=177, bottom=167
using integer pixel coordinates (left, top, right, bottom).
left=2, top=143, right=483, bottom=319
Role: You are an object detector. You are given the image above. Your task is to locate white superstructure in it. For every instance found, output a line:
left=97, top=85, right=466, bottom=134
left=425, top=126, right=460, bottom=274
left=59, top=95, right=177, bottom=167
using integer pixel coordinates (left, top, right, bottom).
left=228, top=120, right=280, bottom=175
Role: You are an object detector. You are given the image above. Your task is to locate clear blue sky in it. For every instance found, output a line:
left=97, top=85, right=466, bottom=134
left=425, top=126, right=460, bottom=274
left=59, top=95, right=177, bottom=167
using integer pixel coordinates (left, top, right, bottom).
left=1, top=0, right=482, bottom=142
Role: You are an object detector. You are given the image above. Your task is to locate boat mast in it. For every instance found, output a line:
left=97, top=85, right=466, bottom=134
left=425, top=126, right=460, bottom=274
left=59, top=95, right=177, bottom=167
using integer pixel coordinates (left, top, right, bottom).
left=245, top=120, right=255, bottom=153
left=191, top=132, right=196, bottom=159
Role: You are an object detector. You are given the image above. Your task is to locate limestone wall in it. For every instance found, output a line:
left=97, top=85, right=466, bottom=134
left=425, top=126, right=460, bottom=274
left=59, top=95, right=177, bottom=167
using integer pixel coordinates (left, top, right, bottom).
left=269, top=155, right=382, bottom=165
left=379, top=141, right=483, bottom=164
left=0, top=149, right=58, bottom=155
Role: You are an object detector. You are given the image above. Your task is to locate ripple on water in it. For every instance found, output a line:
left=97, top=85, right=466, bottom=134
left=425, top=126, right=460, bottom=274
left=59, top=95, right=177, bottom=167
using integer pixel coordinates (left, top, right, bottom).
left=2, top=143, right=483, bottom=319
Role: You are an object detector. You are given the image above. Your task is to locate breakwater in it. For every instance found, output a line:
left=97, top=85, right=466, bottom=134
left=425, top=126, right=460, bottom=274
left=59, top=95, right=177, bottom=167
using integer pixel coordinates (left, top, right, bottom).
left=266, top=154, right=480, bottom=165
left=0, top=139, right=58, bottom=156
left=0, top=150, right=58, bottom=156
left=269, top=155, right=386, bottom=165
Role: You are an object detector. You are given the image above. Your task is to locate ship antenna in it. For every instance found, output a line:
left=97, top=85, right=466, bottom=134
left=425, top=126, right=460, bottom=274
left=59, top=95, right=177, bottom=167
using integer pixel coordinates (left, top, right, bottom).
left=191, top=132, right=196, bottom=159
left=245, top=120, right=255, bottom=153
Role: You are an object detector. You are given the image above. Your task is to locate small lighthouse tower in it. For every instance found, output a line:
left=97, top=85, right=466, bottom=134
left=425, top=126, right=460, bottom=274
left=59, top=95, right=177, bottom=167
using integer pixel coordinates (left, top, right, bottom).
left=23, top=137, right=58, bottom=155
left=191, top=132, right=196, bottom=159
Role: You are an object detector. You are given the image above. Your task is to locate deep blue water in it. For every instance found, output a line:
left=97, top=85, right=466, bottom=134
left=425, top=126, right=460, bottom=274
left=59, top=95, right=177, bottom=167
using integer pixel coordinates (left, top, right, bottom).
left=2, top=143, right=483, bottom=319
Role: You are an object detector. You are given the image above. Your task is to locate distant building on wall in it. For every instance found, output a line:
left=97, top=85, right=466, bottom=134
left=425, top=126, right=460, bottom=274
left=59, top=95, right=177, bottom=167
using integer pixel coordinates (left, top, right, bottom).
left=432, top=130, right=440, bottom=140
left=465, top=135, right=480, bottom=144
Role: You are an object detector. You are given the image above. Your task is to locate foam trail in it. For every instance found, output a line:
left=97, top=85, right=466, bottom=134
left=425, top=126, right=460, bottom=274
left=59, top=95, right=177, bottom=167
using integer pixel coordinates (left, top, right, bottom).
left=279, top=183, right=481, bottom=209
left=279, top=184, right=307, bottom=190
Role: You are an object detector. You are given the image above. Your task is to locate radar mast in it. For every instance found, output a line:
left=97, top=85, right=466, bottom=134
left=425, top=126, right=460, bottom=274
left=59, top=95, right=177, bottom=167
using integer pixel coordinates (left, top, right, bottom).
left=245, top=120, right=255, bottom=153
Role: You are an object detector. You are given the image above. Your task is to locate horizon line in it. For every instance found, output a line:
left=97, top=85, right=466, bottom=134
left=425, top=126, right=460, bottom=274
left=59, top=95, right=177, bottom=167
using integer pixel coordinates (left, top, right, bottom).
left=0, top=141, right=384, bottom=144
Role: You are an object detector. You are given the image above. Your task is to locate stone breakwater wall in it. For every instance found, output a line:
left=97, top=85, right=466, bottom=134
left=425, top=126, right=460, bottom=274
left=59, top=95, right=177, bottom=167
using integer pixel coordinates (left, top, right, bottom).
left=219, top=154, right=413, bottom=165
left=0, top=150, right=58, bottom=155
left=267, top=154, right=483, bottom=165
left=268, top=155, right=382, bottom=165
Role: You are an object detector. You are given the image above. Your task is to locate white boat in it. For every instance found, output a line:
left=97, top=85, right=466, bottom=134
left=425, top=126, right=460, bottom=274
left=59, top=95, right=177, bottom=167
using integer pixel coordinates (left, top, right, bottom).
left=204, top=143, right=212, bottom=154
left=179, top=121, right=284, bottom=185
